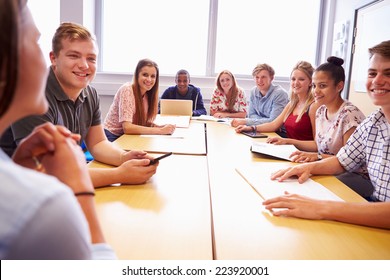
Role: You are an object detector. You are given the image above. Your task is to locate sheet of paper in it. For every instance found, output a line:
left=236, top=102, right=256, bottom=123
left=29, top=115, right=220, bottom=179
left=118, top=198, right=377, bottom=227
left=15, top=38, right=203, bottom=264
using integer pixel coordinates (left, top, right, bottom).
left=154, top=115, right=190, bottom=128
left=236, top=162, right=343, bottom=201
left=140, top=127, right=188, bottom=138
left=251, top=142, right=298, bottom=161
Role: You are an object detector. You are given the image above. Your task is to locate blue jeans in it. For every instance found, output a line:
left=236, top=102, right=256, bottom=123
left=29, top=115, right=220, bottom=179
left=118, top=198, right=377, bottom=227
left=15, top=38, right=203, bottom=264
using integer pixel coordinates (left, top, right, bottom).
left=336, top=172, right=374, bottom=200
left=104, top=129, right=121, bottom=142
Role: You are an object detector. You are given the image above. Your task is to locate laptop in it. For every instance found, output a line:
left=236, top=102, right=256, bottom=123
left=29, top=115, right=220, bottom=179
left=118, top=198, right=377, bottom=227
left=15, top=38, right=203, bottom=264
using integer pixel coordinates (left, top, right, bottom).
left=160, top=99, right=193, bottom=116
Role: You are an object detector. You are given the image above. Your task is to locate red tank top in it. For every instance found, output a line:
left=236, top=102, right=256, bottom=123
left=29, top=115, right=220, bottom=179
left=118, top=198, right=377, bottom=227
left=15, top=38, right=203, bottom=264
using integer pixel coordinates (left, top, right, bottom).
left=284, top=112, right=314, bottom=140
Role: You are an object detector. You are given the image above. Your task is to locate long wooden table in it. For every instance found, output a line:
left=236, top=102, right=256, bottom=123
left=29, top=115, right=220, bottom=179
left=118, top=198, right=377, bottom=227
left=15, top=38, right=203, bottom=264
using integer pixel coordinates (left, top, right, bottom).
left=205, top=122, right=390, bottom=259
left=90, top=154, right=213, bottom=260
left=92, top=119, right=390, bottom=259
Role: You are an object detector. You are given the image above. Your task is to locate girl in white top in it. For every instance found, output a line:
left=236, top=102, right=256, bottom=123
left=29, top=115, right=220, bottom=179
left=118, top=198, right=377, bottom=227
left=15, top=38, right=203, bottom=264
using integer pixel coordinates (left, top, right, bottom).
left=315, top=100, right=365, bottom=155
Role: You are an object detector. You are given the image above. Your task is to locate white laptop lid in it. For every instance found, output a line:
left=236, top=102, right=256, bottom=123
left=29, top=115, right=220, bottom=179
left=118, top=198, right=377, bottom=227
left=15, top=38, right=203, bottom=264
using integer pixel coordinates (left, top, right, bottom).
left=160, top=99, right=193, bottom=116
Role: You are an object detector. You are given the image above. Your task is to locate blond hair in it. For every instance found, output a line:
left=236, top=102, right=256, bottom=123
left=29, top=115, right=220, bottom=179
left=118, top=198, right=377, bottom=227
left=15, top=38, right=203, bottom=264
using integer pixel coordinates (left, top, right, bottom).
left=284, top=61, right=314, bottom=123
left=252, top=63, right=275, bottom=79
left=52, top=22, right=97, bottom=56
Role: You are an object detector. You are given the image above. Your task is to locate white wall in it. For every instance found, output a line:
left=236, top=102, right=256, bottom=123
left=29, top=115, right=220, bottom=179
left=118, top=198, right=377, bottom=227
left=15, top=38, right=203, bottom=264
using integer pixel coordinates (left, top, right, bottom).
left=60, top=0, right=95, bottom=33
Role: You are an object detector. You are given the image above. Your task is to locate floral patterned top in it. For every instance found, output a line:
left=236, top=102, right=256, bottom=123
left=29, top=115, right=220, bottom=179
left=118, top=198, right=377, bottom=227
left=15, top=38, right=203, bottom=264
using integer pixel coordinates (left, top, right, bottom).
left=104, top=82, right=146, bottom=136
left=210, top=88, right=247, bottom=113
left=316, top=101, right=365, bottom=155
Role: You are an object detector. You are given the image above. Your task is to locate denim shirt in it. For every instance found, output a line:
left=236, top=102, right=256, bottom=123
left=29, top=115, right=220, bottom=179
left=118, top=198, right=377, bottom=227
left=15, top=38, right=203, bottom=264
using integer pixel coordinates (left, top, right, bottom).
left=247, top=84, right=289, bottom=126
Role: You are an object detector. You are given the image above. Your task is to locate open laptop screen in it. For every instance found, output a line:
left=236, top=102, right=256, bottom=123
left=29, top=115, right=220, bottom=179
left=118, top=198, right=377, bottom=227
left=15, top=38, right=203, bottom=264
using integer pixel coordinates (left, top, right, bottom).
left=160, top=99, right=193, bottom=116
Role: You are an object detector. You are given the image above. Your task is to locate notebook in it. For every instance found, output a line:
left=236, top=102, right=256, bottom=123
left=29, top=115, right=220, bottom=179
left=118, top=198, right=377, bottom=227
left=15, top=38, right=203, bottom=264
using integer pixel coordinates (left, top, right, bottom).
left=160, top=99, right=193, bottom=116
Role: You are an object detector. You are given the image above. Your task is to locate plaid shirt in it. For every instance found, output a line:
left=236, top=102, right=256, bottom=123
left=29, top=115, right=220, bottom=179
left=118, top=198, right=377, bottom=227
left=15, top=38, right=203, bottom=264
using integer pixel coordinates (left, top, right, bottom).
left=337, top=109, right=390, bottom=202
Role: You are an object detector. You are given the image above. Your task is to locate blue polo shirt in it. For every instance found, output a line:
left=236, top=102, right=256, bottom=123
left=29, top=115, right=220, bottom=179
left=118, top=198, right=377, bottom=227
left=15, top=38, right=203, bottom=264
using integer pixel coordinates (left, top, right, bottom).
left=247, top=84, right=289, bottom=126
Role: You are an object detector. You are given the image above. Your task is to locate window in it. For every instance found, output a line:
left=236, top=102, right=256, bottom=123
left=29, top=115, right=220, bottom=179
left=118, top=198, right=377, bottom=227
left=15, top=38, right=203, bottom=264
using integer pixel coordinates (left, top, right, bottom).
left=101, top=0, right=210, bottom=75
left=215, top=0, right=321, bottom=77
left=100, top=0, right=322, bottom=78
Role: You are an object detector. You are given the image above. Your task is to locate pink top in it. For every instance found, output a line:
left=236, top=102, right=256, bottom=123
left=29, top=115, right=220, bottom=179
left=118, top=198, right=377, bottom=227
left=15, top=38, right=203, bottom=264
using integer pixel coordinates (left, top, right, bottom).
left=104, top=82, right=147, bottom=136
left=316, top=101, right=365, bottom=155
left=284, top=111, right=314, bottom=140
left=210, top=88, right=247, bottom=113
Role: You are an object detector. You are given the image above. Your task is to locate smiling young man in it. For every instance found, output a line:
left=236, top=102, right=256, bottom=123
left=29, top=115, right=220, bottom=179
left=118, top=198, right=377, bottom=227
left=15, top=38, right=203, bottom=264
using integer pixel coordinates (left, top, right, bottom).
left=263, top=40, right=390, bottom=229
left=231, top=63, right=288, bottom=127
left=159, top=69, right=207, bottom=116
left=6, top=22, right=158, bottom=188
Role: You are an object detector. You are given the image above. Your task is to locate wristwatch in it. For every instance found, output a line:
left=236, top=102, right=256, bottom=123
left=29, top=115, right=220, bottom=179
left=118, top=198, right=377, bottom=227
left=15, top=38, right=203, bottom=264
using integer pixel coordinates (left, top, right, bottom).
left=317, top=153, right=323, bottom=160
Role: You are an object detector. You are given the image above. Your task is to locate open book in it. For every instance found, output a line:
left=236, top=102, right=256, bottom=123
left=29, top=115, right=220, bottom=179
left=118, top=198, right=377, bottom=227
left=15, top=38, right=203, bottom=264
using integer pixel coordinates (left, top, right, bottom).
left=236, top=162, right=343, bottom=201
left=251, top=142, right=298, bottom=161
left=191, top=115, right=231, bottom=124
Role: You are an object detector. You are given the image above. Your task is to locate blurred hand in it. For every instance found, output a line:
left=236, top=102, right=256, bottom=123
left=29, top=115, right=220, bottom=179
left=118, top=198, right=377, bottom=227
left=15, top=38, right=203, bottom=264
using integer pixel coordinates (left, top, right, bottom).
left=13, top=123, right=80, bottom=170
left=289, top=151, right=317, bottom=163
left=159, top=124, right=176, bottom=135
left=266, top=136, right=290, bottom=145
left=263, top=191, right=326, bottom=220
left=122, top=150, right=150, bottom=162
left=235, top=125, right=251, bottom=133
left=14, top=123, right=93, bottom=193
left=231, top=119, right=246, bottom=127
left=116, top=159, right=158, bottom=184
left=270, top=164, right=312, bottom=184
left=213, top=112, right=229, bottom=118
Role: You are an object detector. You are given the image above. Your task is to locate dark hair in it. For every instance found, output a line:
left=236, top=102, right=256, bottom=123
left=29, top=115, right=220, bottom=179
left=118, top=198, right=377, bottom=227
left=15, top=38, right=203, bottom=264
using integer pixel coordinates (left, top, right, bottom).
left=175, top=69, right=190, bottom=81
left=0, top=0, right=22, bottom=117
left=368, top=40, right=390, bottom=60
left=315, top=56, right=345, bottom=92
left=132, top=58, right=159, bottom=126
